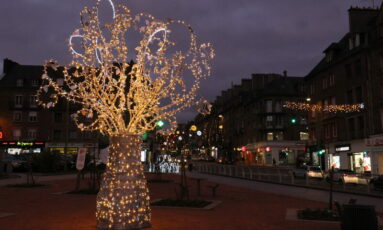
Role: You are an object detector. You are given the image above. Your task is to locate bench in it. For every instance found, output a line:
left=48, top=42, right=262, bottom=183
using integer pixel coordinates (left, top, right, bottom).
left=207, top=184, right=220, bottom=197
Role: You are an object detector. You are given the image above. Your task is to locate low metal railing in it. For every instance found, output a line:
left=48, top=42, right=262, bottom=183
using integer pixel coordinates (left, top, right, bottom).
left=193, top=163, right=383, bottom=197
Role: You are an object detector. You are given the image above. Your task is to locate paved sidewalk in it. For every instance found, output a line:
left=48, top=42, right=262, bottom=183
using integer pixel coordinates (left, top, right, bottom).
left=0, top=173, right=382, bottom=230
left=0, top=173, right=77, bottom=186
left=187, top=171, right=383, bottom=212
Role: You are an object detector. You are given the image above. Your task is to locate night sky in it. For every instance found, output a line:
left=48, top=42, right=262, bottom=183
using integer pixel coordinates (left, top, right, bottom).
left=0, top=0, right=381, bottom=122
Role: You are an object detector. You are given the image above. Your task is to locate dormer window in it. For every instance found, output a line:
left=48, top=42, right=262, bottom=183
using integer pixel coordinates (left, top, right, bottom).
left=16, top=79, right=23, bottom=87
left=326, top=51, right=333, bottom=63
left=349, top=37, right=354, bottom=50
left=355, top=33, right=360, bottom=47
left=349, top=33, right=365, bottom=50
left=31, top=79, right=39, bottom=87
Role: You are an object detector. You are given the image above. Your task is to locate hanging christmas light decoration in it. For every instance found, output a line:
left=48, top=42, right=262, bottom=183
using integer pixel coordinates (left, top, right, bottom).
left=196, top=99, right=212, bottom=115
left=37, top=0, right=214, bottom=229
left=283, top=101, right=364, bottom=113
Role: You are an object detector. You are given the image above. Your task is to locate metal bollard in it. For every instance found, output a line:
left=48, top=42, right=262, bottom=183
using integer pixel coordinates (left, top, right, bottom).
left=290, top=171, right=295, bottom=184
left=278, top=169, right=282, bottom=183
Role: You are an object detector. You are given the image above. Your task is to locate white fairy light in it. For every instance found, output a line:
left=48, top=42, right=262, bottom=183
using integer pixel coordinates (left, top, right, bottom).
left=37, top=0, right=214, bottom=229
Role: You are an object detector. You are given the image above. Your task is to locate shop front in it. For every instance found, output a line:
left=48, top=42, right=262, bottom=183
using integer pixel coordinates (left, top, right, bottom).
left=0, top=141, right=45, bottom=155
left=328, top=140, right=370, bottom=173
left=46, top=142, right=98, bottom=156
left=365, top=134, right=383, bottom=175
left=245, top=141, right=306, bottom=166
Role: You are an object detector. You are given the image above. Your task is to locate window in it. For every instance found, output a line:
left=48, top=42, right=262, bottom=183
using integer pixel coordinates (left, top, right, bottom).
left=69, top=131, right=78, bottom=140
left=15, top=95, right=23, bottom=108
left=331, top=96, right=336, bottom=105
left=323, top=99, right=328, bottom=107
left=325, top=124, right=330, bottom=139
left=345, top=64, right=352, bottom=78
left=311, top=110, right=316, bottom=119
left=28, top=111, right=38, bottom=122
left=380, top=109, right=383, bottom=131
left=266, top=132, right=274, bottom=141
left=27, top=129, right=37, bottom=140
left=265, top=100, right=272, bottom=113
left=30, top=95, right=37, bottom=108
left=355, top=87, right=362, bottom=103
left=275, top=132, right=284, bottom=141
left=300, top=118, right=307, bottom=125
left=326, top=51, right=333, bottom=63
left=310, top=128, right=316, bottom=141
left=358, top=116, right=364, bottom=137
left=13, top=129, right=21, bottom=140
left=355, top=34, right=360, bottom=47
left=332, top=123, right=338, bottom=137
left=329, top=74, right=335, bottom=86
left=53, top=130, right=62, bottom=140
left=310, top=84, right=315, bottom=95
left=355, top=60, right=362, bottom=75
left=275, top=100, right=282, bottom=112
left=379, top=54, right=383, bottom=70
left=300, top=132, right=309, bottom=140
left=347, top=90, right=353, bottom=104
left=349, top=38, right=354, bottom=50
left=276, top=116, right=283, bottom=127
left=16, top=79, right=23, bottom=87
left=54, top=113, right=63, bottom=123
left=348, top=118, right=355, bottom=139
left=31, top=79, right=39, bottom=87
left=13, top=111, right=22, bottom=122
left=322, top=78, right=328, bottom=89
left=266, top=115, right=273, bottom=121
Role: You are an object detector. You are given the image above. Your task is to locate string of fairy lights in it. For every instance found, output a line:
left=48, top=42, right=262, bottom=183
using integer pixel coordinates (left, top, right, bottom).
left=283, top=101, right=364, bottom=113
left=36, top=0, right=214, bottom=229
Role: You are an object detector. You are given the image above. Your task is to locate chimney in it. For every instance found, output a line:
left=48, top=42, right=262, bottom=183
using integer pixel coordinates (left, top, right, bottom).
left=283, top=70, right=287, bottom=77
left=3, top=58, right=18, bottom=74
left=348, top=7, right=379, bottom=33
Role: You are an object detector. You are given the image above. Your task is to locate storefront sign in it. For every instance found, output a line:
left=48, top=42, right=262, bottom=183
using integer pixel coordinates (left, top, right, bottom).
left=47, top=142, right=95, bottom=148
left=0, top=141, right=45, bottom=148
left=365, top=136, right=383, bottom=146
left=335, top=144, right=350, bottom=152
left=76, top=148, right=87, bottom=170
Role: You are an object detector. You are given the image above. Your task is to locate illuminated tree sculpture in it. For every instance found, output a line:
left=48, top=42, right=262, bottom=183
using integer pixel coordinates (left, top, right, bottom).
left=37, top=0, right=214, bottom=229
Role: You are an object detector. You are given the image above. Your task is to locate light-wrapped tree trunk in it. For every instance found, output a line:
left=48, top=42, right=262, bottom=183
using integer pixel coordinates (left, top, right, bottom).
left=96, top=135, right=151, bottom=229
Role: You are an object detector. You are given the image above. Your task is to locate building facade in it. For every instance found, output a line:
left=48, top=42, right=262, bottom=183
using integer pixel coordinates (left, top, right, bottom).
left=194, top=72, right=308, bottom=166
left=0, top=59, right=98, bottom=158
left=305, top=6, right=383, bottom=174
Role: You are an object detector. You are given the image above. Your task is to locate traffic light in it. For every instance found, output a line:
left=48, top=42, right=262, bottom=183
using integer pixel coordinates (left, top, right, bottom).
left=290, top=118, right=297, bottom=124
left=142, top=132, right=148, bottom=141
left=156, top=120, right=165, bottom=129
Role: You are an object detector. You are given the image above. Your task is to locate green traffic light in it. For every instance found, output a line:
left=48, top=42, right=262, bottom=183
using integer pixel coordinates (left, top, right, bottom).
left=142, top=132, right=148, bottom=141
left=157, top=120, right=165, bottom=128
left=291, top=118, right=297, bottom=124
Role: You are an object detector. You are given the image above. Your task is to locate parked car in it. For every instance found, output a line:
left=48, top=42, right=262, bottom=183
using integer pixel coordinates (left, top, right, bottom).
left=293, top=165, right=324, bottom=179
left=370, top=175, right=383, bottom=190
left=325, top=169, right=367, bottom=184
left=6, top=154, right=29, bottom=172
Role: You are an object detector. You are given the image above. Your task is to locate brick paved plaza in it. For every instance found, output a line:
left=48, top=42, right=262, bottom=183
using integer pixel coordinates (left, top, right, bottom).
left=1, top=173, right=382, bottom=230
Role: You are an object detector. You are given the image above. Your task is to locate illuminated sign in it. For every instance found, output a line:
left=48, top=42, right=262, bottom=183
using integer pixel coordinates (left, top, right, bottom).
left=335, top=144, right=350, bottom=152
left=0, top=141, right=45, bottom=148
